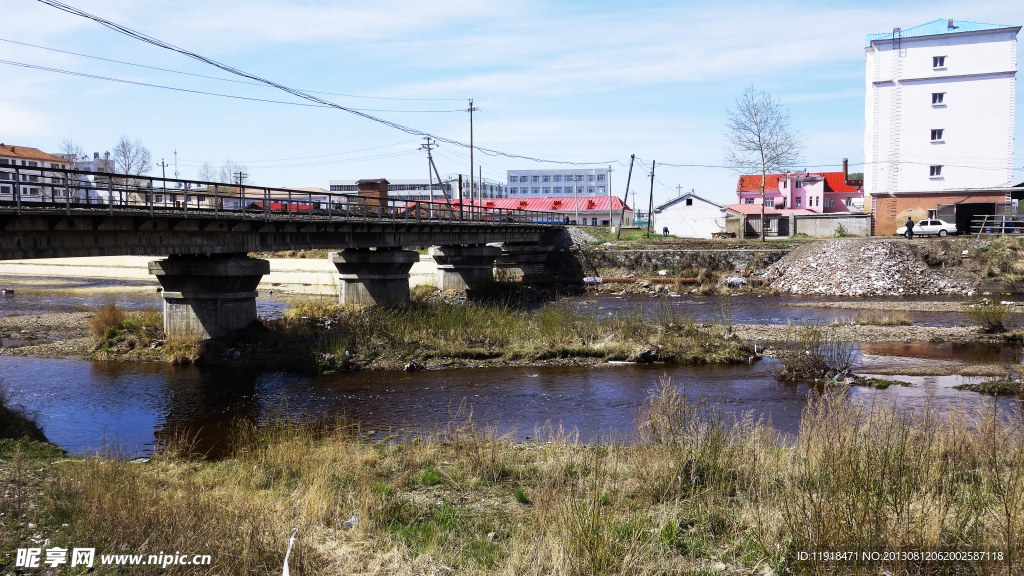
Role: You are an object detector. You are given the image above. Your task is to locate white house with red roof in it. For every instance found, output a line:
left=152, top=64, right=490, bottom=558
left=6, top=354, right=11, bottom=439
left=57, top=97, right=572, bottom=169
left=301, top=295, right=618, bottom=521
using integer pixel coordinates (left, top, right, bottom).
left=735, top=169, right=864, bottom=214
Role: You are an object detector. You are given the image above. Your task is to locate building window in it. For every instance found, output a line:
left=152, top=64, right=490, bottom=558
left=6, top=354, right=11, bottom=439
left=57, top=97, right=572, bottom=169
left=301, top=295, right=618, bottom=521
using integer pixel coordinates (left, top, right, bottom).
left=0, top=186, right=9, bottom=194
left=825, top=197, right=835, bottom=208
left=931, top=129, right=944, bottom=141
left=586, top=187, right=594, bottom=194
left=511, top=187, right=518, bottom=194
left=587, top=175, right=595, bottom=182
left=845, top=197, right=854, bottom=207
left=933, top=55, right=946, bottom=68
left=795, top=197, right=802, bottom=208
left=930, top=165, right=943, bottom=177
left=764, top=198, right=775, bottom=207
left=543, top=187, right=551, bottom=194
left=597, top=174, right=606, bottom=181
left=553, top=187, right=562, bottom=193
left=597, top=186, right=605, bottom=194
left=532, top=187, right=540, bottom=194
left=794, top=181, right=803, bottom=189
left=0, top=159, right=8, bottom=165
left=685, top=198, right=693, bottom=206
left=553, top=175, right=561, bottom=182
left=932, top=92, right=945, bottom=105
left=26, top=161, right=37, bottom=167
left=155, top=195, right=163, bottom=202
left=0, top=173, right=9, bottom=180
left=509, top=176, right=518, bottom=183
left=744, top=198, right=754, bottom=204
left=591, top=218, right=597, bottom=226
left=531, top=176, right=540, bottom=182
left=542, top=175, right=551, bottom=182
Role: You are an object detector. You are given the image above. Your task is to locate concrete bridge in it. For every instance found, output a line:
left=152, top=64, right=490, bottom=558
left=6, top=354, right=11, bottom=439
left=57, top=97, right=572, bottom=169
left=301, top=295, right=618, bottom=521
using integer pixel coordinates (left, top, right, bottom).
left=0, top=167, right=565, bottom=339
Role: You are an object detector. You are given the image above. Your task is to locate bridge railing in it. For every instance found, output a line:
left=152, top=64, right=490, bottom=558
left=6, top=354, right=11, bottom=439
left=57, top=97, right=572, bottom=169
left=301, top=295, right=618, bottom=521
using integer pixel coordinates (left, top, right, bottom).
left=0, top=166, right=564, bottom=227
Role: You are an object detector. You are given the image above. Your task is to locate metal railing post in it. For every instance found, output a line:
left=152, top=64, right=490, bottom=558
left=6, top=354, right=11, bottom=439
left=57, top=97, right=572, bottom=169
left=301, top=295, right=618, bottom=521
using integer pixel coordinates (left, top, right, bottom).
left=64, top=174, right=70, bottom=215
left=13, top=166, right=21, bottom=215
left=108, top=176, right=114, bottom=216
left=214, top=184, right=219, bottom=218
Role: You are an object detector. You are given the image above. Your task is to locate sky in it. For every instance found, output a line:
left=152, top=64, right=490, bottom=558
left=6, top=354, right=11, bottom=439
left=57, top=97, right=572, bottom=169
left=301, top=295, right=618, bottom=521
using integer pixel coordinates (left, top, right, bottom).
left=1, top=0, right=1023, bottom=208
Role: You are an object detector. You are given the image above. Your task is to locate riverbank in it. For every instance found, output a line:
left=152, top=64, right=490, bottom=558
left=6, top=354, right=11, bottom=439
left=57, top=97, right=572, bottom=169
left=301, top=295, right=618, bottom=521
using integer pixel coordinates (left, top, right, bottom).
left=4, top=380, right=1020, bottom=575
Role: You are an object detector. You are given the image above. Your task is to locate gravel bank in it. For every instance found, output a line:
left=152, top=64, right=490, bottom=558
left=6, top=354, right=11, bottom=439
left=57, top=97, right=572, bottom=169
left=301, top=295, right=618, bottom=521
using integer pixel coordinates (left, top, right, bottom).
left=862, top=365, right=1011, bottom=377
left=763, top=240, right=977, bottom=296
left=789, top=300, right=970, bottom=312
left=0, top=312, right=95, bottom=358
left=733, top=323, right=980, bottom=343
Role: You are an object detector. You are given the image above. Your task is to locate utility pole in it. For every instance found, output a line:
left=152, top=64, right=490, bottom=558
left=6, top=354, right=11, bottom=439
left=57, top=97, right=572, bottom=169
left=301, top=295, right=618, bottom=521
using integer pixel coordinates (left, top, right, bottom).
left=156, top=159, right=168, bottom=206
left=420, top=137, right=437, bottom=218
left=616, top=155, right=635, bottom=239
left=676, top=184, right=683, bottom=197
left=467, top=98, right=478, bottom=221
left=234, top=171, right=247, bottom=190
left=458, top=174, right=463, bottom=222
left=573, top=175, right=579, bottom=225
left=479, top=166, right=483, bottom=201
left=607, top=165, right=613, bottom=228
left=173, top=149, right=180, bottom=188
left=646, top=160, right=655, bottom=238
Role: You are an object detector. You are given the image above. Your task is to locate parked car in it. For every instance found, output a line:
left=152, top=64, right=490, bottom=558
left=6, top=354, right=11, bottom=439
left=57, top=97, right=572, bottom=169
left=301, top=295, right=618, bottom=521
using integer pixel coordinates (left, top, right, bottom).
left=895, top=219, right=957, bottom=238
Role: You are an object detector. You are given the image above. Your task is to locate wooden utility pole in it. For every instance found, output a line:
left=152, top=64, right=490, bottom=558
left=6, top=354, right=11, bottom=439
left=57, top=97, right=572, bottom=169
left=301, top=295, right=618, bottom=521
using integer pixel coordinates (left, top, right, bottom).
left=607, top=165, right=613, bottom=228
left=616, top=155, right=635, bottom=239
left=645, top=160, right=655, bottom=238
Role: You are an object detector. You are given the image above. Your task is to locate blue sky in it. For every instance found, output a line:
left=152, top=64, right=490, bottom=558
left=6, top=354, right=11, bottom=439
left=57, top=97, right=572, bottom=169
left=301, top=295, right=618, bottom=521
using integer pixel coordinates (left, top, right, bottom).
left=2, top=0, right=1022, bottom=207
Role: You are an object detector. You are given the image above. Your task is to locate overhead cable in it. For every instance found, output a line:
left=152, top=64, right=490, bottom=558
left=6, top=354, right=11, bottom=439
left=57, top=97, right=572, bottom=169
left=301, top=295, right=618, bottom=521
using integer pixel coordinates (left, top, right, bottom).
left=34, top=0, right=617, bottom=166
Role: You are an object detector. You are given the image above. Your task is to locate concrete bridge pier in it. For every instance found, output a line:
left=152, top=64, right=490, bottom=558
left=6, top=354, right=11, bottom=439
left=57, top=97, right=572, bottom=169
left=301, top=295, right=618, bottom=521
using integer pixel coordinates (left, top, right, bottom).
left=494, top=243, right=556, bottom=280
left=148, top=254, right=269, bottom=340
left=429, top=245, right=501, bottom=291
left=331, top=248, right=419, bottom=305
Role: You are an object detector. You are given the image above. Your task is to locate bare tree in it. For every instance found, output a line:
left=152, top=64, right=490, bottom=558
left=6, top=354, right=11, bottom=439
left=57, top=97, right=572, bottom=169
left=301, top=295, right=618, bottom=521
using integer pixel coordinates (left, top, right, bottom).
left=58, top=138, right=85, bottom=169
left=724, top=86, right=803, bottom=242
left=197, top=162, right=217, bottom=183
left=112, top=136, right=153, bottom=178
left=218, top=160, right=250, bottom=186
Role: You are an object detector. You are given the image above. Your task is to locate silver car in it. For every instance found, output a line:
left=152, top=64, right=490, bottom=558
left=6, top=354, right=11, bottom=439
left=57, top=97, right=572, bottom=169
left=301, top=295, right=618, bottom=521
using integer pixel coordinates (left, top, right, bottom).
left=895, top=219, right=957, bottom=238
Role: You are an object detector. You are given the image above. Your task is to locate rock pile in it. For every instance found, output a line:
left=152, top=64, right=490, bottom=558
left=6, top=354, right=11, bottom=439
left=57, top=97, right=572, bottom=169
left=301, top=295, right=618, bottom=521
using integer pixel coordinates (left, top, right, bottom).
left=554, top=226, right=600, bottom=248
left=762, top=240, right=976, bottom=296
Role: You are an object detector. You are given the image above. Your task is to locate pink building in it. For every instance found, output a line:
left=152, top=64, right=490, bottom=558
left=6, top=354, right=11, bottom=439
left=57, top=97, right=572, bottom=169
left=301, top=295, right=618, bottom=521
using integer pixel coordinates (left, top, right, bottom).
left=736, top=171, right=864, bottom=214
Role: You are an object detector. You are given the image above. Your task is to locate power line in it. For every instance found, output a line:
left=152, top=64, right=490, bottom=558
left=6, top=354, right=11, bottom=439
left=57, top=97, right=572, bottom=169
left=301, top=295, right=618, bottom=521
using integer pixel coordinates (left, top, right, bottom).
left=0, top=59, right=464, bottom=112
left=0, top=37, right=464, bottom=101
left=178, top=140, right=418, bottom=164
left=33, top=0, right=617, bottom=166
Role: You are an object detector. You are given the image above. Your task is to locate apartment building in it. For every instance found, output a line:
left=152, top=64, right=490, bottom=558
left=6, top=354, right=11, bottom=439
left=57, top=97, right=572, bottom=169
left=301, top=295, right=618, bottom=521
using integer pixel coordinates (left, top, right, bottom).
left=506, top=168, right=610, bottom=198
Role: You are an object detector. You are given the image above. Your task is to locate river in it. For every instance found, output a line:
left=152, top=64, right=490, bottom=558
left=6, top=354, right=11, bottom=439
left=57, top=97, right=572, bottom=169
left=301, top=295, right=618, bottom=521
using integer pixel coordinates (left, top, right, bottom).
left=1, top=275, right=1020, bottom=457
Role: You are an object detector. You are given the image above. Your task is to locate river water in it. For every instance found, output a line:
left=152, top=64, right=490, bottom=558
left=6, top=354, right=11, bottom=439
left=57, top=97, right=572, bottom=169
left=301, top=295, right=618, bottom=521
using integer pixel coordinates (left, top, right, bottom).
left=1, top=276, right=1021, bottom=457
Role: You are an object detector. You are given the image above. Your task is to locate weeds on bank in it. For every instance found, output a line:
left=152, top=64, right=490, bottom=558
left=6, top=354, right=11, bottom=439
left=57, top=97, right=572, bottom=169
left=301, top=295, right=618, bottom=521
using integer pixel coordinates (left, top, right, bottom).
left=37, top=378, right=1024, bottom=575
left=90, top=302, right=163, bottom=350
left=837, top=309, right=913, bottom=326
left=771, top=320, right=856, bottom=380
left=967, top=297, right=1015, bottom=333
left=278, top=299, right=752, bottom=371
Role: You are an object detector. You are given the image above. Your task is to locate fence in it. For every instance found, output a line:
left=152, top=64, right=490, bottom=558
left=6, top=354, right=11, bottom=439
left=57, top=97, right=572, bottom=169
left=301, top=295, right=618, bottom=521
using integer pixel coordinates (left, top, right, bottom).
left=0, top=166, right=561, bottom=227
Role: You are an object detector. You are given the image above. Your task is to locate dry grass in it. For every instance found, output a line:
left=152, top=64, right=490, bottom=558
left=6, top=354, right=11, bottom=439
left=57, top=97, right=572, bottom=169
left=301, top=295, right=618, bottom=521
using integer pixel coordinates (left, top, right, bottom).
left=163, top=336, right=204, bottom=365
left=274, top=299, right=754, bottom=372
left=33, top=378, right=1024, bottom=575
left=840, top=309, right=913, bottom=326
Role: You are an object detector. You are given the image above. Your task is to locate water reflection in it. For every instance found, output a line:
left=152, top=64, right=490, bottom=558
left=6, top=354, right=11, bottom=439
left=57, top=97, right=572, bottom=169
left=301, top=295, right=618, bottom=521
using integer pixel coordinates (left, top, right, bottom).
left=3, top=346, right=1020, bottom=458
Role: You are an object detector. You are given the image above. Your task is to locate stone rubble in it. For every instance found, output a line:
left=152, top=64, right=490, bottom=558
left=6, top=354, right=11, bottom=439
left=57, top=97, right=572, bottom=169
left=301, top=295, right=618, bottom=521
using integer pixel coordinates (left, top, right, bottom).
left=762, top=240, right=976, bottom=296
left=554, top=226, right=600, bottom=248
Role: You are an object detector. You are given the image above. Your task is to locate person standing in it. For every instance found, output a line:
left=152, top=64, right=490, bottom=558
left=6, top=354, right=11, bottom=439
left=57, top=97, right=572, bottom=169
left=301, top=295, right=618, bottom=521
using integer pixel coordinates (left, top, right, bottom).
left=905, top=217, right=915, bottom=239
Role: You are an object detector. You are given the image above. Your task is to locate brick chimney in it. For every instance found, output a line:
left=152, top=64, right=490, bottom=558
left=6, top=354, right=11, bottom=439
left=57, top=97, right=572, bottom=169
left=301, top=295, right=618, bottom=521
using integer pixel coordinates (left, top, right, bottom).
left=843, top=158, right=849, bottom=181
left=356, top=178, right=389, bottom=209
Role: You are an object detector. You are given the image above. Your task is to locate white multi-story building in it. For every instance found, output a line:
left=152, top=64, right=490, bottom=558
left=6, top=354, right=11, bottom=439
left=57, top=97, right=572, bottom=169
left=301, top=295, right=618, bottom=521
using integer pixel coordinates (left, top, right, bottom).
left=507, top=168, right=610, bottom=198
left=864, top=19, right=1019, bottom=195
left=0, top=143, right=71, bottom=199
left=329, top=176, right=506, bottom=202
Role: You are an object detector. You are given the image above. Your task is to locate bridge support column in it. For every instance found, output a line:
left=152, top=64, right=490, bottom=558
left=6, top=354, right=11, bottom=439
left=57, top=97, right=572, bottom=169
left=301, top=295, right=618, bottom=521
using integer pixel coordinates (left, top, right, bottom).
left=331, top=248, right=419, bottom=305
left=148, top=254, right=269, bottom=340
left=429, top=245, right=501, bottom=291
left=494, top=243, right=556, bottom=280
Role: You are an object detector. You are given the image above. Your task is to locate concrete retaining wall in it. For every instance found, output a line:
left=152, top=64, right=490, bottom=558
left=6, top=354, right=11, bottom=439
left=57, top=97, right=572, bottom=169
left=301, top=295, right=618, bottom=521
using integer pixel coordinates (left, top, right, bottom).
left=792, top=213, right=871, bottom=237
left=580, top=248, right=792, bottom=276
